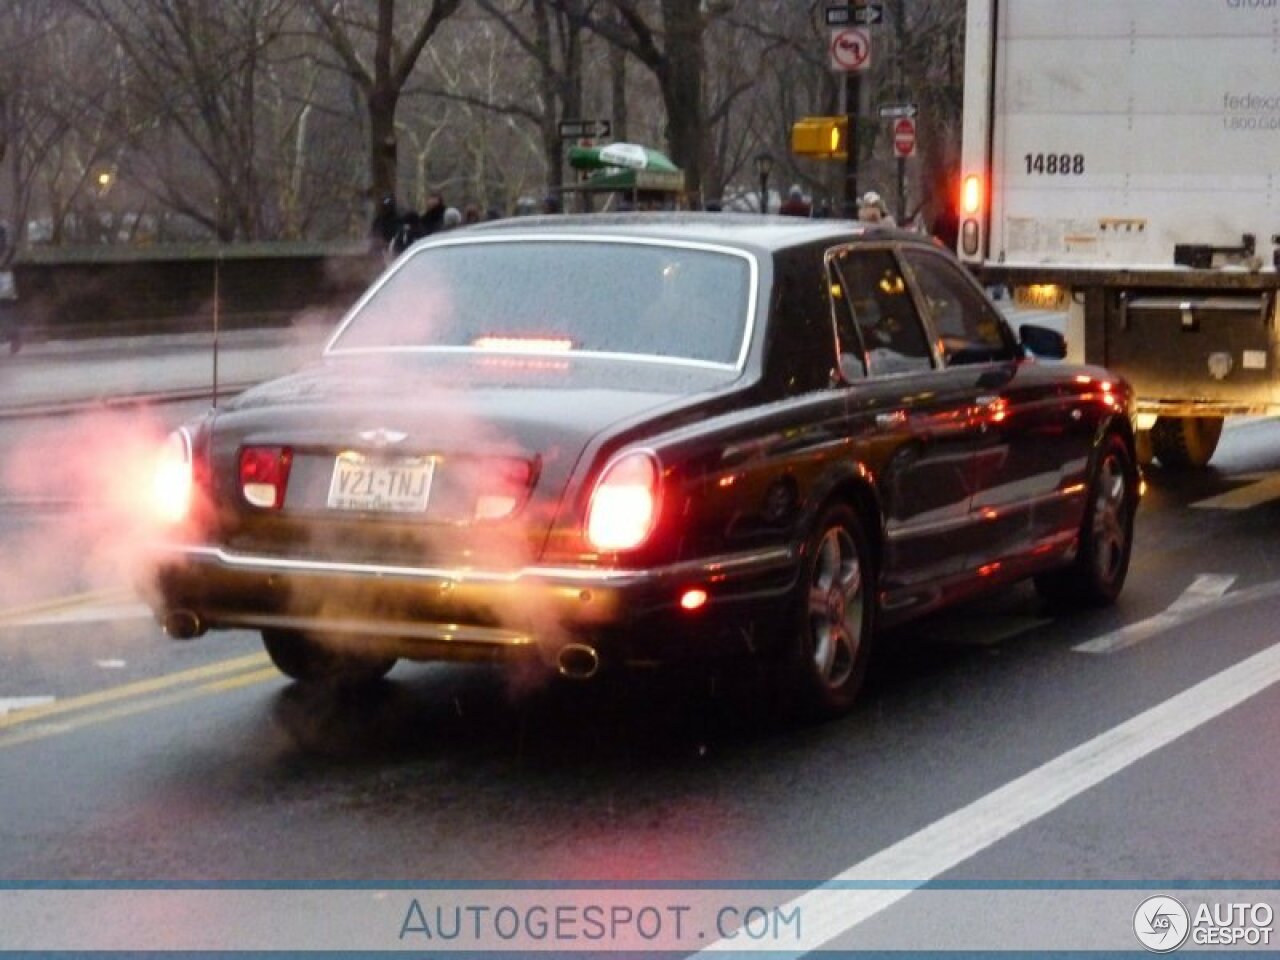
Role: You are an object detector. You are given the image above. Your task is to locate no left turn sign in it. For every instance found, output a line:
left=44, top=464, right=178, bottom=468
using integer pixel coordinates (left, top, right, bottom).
left=829, top=27, right=871, bottom=72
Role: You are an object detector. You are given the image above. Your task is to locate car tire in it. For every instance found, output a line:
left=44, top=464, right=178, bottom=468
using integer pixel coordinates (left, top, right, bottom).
left=1149, top=415, right=1223, bottom=469
left=783, top=503, right=875, bottom=720
left=1034, top=434, right=1137, bottom=607
left=261, top=629, right=396, bottom=687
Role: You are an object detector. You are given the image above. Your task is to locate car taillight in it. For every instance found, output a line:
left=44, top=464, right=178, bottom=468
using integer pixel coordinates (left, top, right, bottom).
left=152, top=429, right=194, bottom=524
left=961, top=174, right=982, bottom=215
left=240, top=446, right=293, bottom=509
left=586, top=451, right=661, bottom=552
left=473, top=457, right=534, bottom=521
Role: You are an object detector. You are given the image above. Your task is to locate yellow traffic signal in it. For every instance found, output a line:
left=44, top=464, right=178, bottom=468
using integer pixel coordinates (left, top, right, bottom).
left=790, top=116, right=848, bottom=159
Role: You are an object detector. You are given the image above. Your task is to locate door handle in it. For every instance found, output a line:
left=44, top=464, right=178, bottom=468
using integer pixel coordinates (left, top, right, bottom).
left=876, top=410, right=908, bottom=430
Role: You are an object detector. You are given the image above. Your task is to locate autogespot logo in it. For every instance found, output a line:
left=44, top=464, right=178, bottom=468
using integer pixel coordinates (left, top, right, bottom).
left=1134, top=895, right=1191, bottom=952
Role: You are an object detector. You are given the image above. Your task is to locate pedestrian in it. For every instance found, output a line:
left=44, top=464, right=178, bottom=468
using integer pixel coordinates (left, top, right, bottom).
left=419, top=192, right=447, bottom=237
left=463, top=205, right=481, bottom=226
left=779, top=185, right=811, bottom=218
left=370, top=194, right=400, bottom=254
left=442, top=207, right=463, bottom=230
left=857, top=190, right=897, bottom=227
left=389, top=210, right=422, bottom=256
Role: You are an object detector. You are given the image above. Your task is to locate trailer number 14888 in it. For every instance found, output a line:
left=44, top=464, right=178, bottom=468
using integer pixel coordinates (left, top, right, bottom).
left=1024, top=153, right=1085, bottom=175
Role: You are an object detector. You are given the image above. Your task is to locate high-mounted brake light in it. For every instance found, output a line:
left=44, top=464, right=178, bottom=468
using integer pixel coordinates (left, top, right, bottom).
left=472, top=336, right=574, bottom=353
left=153, top=429, right=194, bottom=524
left=240, top=446, right=293, bottom=509
left=586, top=451, right=661, bottom=552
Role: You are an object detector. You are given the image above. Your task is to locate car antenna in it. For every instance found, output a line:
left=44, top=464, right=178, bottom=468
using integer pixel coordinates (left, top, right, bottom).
left=211, top=205, right=221, bottom=409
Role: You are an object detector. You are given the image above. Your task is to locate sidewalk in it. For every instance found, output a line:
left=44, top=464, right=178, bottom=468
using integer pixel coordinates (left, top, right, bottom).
left=0, top=324, right=331, bottom=416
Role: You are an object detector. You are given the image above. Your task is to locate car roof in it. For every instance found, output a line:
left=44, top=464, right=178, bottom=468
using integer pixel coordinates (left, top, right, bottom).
left=460, top=211, right=926, bottom=255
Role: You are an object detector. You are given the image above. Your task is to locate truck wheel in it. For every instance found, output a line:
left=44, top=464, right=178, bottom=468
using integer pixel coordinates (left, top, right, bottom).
left=783, top=504, right=875, bottom=720
left=1134, top=429, right=1153, bottom=467
left=1149, top=415, right=1223, bottom=469
left=1035, top=434, right=1136, bottom=607
left=262, top=629, right=396, bottom=687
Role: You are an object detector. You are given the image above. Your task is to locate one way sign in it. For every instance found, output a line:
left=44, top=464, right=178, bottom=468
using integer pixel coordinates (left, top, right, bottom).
left=826, top=3, right=883, bottom=26
left=877, top=103, right=919, bottom=119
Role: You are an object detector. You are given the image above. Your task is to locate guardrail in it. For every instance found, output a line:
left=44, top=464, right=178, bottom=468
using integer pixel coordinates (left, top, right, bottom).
left=5, top=243, right=384, bottom=341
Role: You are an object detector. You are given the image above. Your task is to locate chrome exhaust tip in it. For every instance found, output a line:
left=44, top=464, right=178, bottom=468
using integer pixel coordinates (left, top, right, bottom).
left=162, top=610, right=205, bottom=640
left=556, top=643, right=600, bottom=680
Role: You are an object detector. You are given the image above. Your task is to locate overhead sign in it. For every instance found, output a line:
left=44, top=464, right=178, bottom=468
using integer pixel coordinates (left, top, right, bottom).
left=892, top=117, right=917, bottom=158
left=829, top=27, right=872, bottom=72
left=825, top=3, right=883, bottom=26
left=878, top=103, right=919, bottom=119
left=558, top=119, right=611, bottom=140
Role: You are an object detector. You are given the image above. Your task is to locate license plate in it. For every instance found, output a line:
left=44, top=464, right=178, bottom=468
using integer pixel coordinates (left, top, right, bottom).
left=327, top=454, right=434, bottom=513
left=1012, top=283, right=1069, bottom=311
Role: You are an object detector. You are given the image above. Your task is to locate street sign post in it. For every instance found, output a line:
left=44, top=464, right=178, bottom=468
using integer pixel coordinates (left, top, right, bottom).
left=557, top=119, right=612, bottom=140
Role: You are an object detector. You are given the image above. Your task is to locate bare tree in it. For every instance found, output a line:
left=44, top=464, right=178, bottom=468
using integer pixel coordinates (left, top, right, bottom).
left=304, top=0, right=463, bottom=208
left=416, top=13, right=547, bottom=212
left=0, top=1, right=91, bottom=254
left=71, top=0, right=299, bottom=241
left=474, top=0, right=595, bottom=200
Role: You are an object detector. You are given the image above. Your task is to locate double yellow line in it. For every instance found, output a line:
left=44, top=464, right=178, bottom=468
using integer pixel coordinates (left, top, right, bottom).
left=0, top=587, right=138, bottom=627
left=0, top=651, right=279, bottom=750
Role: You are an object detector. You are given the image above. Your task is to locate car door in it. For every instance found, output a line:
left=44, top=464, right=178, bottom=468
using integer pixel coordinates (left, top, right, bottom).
left=899, top=246, right=1094, bottom=568
left=827, top=245, right=987, bottom=600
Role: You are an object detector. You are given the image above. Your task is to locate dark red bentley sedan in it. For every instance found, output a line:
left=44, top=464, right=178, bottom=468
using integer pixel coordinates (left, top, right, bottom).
left=143, top=214, right=1139, bottom=717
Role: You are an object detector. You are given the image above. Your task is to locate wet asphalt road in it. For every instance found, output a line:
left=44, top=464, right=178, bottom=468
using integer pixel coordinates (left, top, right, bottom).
left=3, top=337, right=1280, bottom=951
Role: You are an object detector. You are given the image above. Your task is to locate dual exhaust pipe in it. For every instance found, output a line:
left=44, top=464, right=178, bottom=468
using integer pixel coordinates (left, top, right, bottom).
left=162, top=610, right=204, bottom=640
left=556, top=642, right=600, bottom=680
left=162, top=609, right=602, bottom=680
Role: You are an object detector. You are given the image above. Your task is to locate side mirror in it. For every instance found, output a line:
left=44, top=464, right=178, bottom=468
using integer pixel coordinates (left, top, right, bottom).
left=1019, top=323, right=1067, bottom=360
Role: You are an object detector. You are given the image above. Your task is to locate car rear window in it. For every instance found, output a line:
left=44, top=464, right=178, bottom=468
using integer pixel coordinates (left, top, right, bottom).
left=328, top=238, right=754, bottom=368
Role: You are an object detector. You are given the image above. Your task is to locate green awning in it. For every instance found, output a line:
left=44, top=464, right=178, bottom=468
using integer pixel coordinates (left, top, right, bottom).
left=567, top=143, right=685, bottom=193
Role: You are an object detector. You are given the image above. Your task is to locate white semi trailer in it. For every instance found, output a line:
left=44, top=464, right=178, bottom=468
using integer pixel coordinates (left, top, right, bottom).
left=959, top=0, right=1280, bottom=466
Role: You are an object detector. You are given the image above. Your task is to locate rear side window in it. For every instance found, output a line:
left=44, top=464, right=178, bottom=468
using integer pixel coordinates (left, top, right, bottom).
left=902, top=248, right=1018, bottom=366
left=831, top=248, right=933, bottom=376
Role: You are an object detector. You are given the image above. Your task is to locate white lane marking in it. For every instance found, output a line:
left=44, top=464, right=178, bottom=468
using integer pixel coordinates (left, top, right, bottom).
left=95, top=659, right=127, bottom=670
left=1072, top=574, right=1236, bottom=654
left=697, top=640, right=1280, bottom=956
left=0, top=697, right=56, bottom=716
left=1192, top=475, right=1280, bottom=511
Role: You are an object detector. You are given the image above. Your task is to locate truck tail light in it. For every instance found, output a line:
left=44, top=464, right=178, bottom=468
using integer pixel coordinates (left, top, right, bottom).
left=586, top=451, right=661, bottom=552
left=960, top=175, right=984, bottom=257
left=152, top=429, right=194, bottom=524
left=240, top=446, right=293, bottom=509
